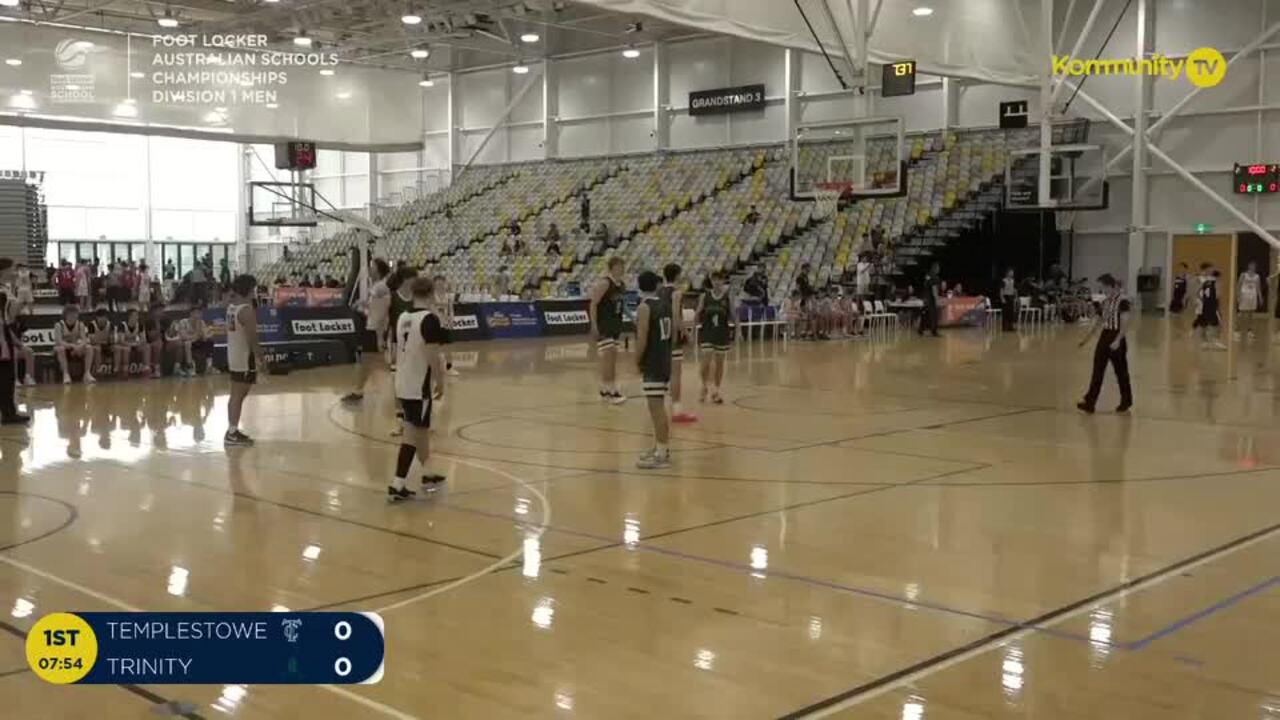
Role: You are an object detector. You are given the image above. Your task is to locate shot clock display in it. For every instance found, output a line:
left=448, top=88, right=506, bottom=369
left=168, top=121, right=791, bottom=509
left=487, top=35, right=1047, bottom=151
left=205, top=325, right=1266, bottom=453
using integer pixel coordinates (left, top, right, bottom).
left=882, top=60, right=917, bottom=97
left=1233, top=163, right=1280, bottom=194
left=26, top=612, right=384, bottom=685
left=275, top=141, right=318, bottom=171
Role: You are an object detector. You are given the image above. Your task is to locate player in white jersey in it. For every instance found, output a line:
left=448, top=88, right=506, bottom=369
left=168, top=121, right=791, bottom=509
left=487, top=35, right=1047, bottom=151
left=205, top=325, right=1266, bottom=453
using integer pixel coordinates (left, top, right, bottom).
left=224, top=274, right=267, bottom=447
left=1236, top=261, right=1263, bottom=340
left=54, top=305, right=96, bottom=384
left=432, top=274, right=460, bottom=380
left=388, top=276, right=449, bottom=502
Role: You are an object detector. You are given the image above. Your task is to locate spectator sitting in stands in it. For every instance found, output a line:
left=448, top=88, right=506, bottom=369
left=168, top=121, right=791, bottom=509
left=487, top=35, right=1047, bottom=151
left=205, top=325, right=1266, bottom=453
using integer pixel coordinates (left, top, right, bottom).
left=512, top=236, right=525, bottom=255
left=323, top=274, right=342, bottom=289
left=299, top=275, right=314, bottom=288
left=544, top=222, right=561, bottom=245
left=591, top=223, right=610, bottom=248
left=546, top=237, right=562, bottom=256
left=507, top=218, right=522, bottom=236
left=500, top=238, right=513, bottom=257
left=743, top=205, right=760, bottom=225
left=743, top=268, right=769, bottom=306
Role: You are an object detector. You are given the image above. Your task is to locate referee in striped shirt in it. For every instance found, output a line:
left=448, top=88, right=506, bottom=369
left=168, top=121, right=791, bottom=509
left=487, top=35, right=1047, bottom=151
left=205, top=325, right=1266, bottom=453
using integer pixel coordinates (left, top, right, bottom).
left=1077, top=274, right=1133, bottom=414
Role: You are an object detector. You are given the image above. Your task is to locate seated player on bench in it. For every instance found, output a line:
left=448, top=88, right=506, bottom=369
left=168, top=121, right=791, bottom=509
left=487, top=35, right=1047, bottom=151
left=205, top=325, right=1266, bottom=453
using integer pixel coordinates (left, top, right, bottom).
left=54, top=305, right=96, bottom=384
left=113, top=307, right=155, bottom=378
left=177, top=306, right=215, bottom=376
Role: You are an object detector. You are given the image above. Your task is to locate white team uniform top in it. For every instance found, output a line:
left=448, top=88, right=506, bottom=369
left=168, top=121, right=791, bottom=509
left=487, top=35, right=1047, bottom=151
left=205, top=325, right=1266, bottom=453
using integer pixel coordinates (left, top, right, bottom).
left=226, top=303, right=252, bottom=372
left=1239, top=271, right=1262, bottom=311
left=367, top=279, right=391, bottom=331
left=55, top=319, right=88, bottom=345
left=395, top=309, right=442, bottom=400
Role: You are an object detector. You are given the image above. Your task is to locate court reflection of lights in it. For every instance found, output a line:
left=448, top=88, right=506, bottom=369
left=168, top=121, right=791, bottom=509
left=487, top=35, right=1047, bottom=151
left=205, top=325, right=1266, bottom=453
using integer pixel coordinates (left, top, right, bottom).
left=623, top=516, right=640, bottom=546
left=515, top=498, right=531, bottom=516
left=11, top=597, right=34, bottom=619
left=1001, top=646, right=1024, bottom=695
left=1088, top=608, right=1114, bottom=663
left=531, top=598, right=554, bottom=629
left=212, top=684, right=248, bottom=714
left=522, top=536, right=542, bottom=578
left=78, top=481, right=90, bottom=496
left=807, top=616, right=823, bottom=641
left=167, top=566, right=189, bottom=596
left=749, top=545, right=768, bottom=578
left=271, top=605, right=290, bottom=612
left=694, top=648, right=716, bottom=671
left=902, top=697, right=925, bottom=720
left=302, top=544, right=322, bottom=561
left=554, top=688, right=574, bottom=710
left=904, top=582, right=921, bottom=602
left=326, top=488, right=341, bottom=511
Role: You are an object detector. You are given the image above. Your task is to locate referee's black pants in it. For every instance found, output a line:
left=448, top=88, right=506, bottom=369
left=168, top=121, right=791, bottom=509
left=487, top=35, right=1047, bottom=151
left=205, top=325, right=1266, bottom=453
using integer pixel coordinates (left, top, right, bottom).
left=918, top=303, right=939, bottom=336
left=1001, top=295, right=1016, bottom=330
left=1083, top=331, right=1132, bottom=408
left=0, top=359, right=17, bottom=420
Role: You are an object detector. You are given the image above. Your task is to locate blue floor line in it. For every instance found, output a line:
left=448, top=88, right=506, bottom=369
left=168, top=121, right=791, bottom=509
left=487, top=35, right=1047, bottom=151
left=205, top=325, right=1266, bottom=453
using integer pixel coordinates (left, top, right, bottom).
left=1126, top=576, right=1280, bottom=650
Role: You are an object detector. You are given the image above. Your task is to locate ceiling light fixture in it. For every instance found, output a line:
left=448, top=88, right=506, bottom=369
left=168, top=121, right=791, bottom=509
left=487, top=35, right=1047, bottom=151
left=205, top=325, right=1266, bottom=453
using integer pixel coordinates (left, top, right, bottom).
left=912, top=6, right=934, bottom=16
left=319, top=68, right=334, bottom=76
left=336, top=91, right=351, bottom=99
left=0, top=0, right=20, bottom=7
left=418, top=75, right=434, bottom=87
left=265, top=102, right=279, bottom=109
left=622, top=48, right=640, bottom=59
left=520, top=32, right=539, bottom=43
left=293, top=34, right=312, bottom=47
left=401, top=13, right=421, bottom=25
left=157, top=9, right=179, bottom=28
left=410, top=48, right=429, bottom=59
left=130, top=71, right=144, bottom=78
left=3, top=58, right=20, bottom=66
left=113, top=101, right=138, bottom=118
left=512, top=63, right=529, bottom=74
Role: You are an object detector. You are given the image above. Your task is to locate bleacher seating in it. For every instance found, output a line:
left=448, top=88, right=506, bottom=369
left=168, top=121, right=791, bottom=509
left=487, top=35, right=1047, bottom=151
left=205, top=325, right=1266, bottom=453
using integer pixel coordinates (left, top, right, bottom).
left=260, top=128, right=1038, bottom=301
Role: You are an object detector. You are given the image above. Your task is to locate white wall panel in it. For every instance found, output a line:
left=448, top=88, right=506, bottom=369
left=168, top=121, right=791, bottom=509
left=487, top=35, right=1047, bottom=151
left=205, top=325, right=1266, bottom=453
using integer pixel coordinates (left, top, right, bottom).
left=668, top=37, right=731, bottom=149
left=423, top=84, right=450, bottom=132
left=1153, top=114, right=1258, bottom=169
left=1066, top=232, right=1130, bottom=281
left=878, top=85, right=945, bottom=132
left=509, top=126, right=544, bottom=162
left=559, top=122, right=610, bottom=159
left=559, top=56, right=612, bottom=118
left=510, top=65, right=544, bottom=125
left=612, top=50, right=655, bottom=113
left=423, top=136, right=451, bottom=170
left=612, top=116, right=655, bottom=154
left=459, top=69, right=509, bottom=129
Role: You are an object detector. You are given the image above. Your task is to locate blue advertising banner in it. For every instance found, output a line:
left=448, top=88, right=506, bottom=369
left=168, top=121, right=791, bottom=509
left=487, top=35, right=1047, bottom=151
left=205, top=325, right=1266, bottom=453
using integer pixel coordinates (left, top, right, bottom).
left=26, top=611, right=384, bottom=685
left=482, top=302, right=542, bottom=339
left=203, top=306, right=288, bottom=343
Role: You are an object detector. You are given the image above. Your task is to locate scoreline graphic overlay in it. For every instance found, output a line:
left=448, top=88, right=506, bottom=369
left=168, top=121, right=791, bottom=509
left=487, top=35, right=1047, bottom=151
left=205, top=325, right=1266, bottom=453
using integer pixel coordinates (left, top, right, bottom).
left=26, top=612, right=385, bottom=685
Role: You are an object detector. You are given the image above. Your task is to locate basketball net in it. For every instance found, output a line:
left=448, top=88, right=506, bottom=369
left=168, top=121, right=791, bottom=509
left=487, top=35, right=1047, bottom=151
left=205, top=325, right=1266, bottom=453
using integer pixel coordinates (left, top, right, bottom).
left=813, top=181, right=850, bottom=220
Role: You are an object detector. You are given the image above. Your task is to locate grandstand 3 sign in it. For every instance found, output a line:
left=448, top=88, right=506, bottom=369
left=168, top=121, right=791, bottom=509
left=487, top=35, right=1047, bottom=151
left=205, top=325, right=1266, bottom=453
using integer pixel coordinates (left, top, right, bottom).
left=689, top=84, right=766, bottom=117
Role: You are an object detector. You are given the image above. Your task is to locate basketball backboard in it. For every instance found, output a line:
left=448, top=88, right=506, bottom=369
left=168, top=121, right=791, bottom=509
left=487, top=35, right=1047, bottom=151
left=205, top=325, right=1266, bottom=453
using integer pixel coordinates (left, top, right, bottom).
left=791, top=116, right=905, bottom=202
left=249, top=181, right=320, bottom=227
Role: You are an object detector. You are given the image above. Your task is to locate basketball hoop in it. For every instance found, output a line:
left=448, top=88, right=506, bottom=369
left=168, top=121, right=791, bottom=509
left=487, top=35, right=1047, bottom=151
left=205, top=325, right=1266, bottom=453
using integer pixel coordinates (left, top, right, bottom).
left=814, top=181, right=851, bottom=219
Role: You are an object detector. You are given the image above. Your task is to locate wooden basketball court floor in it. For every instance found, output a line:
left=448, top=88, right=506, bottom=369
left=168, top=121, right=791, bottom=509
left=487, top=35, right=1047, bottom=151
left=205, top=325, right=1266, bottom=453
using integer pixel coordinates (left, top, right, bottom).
left=3, top=318, right=1280, bottom=719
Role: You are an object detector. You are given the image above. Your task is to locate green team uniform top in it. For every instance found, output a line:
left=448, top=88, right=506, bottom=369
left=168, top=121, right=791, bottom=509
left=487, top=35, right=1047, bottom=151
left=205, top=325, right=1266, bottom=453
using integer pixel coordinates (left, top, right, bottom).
left=640, top=294, right=673, bottom=382
left=389, top=291, right=414, bottom=330
left=700, top=289, right=731, bottom=347
left=596, top=276, right=625, bottom=337
left=659, top=285, right=687, bottom=347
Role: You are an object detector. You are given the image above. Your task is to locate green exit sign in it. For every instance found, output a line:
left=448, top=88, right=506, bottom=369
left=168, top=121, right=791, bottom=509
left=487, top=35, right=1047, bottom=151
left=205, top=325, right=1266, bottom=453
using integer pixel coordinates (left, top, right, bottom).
left=1194, top=223, right=1213, bottom=234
